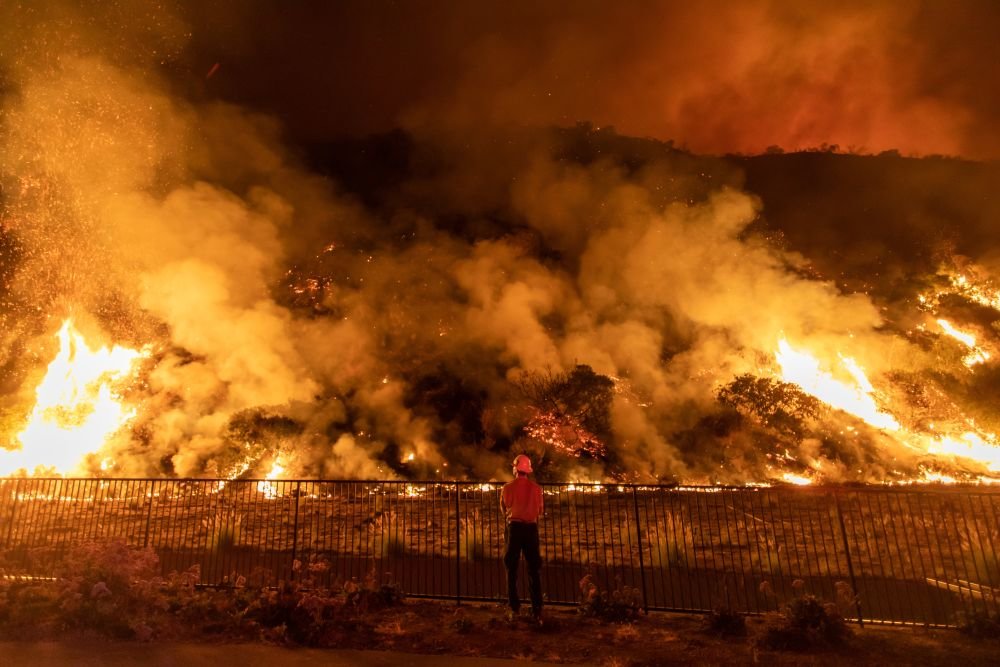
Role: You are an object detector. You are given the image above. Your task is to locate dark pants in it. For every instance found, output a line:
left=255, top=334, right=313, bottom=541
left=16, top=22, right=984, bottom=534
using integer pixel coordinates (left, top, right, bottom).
left=504, top=521, right=542, bottom=613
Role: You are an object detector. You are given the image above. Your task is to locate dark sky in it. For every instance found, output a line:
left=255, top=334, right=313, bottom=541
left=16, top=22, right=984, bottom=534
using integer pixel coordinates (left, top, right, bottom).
left=178, top=0, right=1000, bottom=158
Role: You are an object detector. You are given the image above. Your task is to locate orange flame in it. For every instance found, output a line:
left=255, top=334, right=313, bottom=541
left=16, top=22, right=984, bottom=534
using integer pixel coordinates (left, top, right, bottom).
left=936, top=319, right=991, bottom=367
left=781, top=472, right=814, bottom=486
left=1, top=319, right=146, bottom=475
left=775, top=339, right=900, bottom=431
left=775, top=338, right=1000, bottom=483
left=256, top=459, right=285, bottom=498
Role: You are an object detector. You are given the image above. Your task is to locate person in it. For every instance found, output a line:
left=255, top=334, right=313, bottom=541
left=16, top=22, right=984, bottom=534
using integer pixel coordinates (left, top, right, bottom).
left=501, top=453, right=544, bottom=623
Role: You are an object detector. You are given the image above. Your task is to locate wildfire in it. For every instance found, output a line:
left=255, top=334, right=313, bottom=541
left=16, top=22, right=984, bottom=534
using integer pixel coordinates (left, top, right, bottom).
left=775, top=339, right=900, bottom=431
left=523, top=409, right=607, bottom=459
left=774, top=338, right=1000, bottom=484
left=256, top=459, right=285, bottom=498
left=781, top=472, right=813, bottom=486
left=936, top=319, right=990, bottom=367
left=925, top=431, right=1000, bottom=473
left=1, top=319, right=147, bottom=476
left=949, top=274, right=1000, bottom=312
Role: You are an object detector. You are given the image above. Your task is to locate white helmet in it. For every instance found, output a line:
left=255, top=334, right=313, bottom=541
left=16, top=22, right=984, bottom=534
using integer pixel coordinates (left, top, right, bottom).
left=512, top=454, right=533, bottom=474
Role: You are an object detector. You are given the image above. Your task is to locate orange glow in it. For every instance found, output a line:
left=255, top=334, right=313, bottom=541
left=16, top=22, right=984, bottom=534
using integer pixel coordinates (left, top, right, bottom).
left=775, top=337, right=1000, bottom=484
left=781, top=472, right=813, bottom=486
left=1, top=319, right=147, bottom=476
left=775, top=339, right=900, bottom=431
left=925, top=432, right=1000, bottom=474
left=256, top=459, right=286, bottom=498
left=937, top=319, right=990, bottom=367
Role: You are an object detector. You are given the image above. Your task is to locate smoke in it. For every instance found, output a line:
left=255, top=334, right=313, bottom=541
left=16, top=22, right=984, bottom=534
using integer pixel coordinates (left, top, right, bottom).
left=0, top=2, right=997, bottom=483
left=179, top=0, right=1000, bottom=159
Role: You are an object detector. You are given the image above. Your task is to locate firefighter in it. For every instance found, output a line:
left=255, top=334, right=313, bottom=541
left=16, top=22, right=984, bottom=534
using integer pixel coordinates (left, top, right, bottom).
left=501, top=453, right=544, bottom=623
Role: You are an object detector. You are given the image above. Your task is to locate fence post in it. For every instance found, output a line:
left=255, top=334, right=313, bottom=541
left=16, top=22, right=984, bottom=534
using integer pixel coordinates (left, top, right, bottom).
left=290, top=481, right=301, bottom=579
left=3, top=478, right=22, bottom=550
left=632, top=487, right=649, bottom=613
left=833, top=492, right=864, bottom=627
left=455, top=484, right=462, bottom=605
left=142, top=481, right=155, bottom=548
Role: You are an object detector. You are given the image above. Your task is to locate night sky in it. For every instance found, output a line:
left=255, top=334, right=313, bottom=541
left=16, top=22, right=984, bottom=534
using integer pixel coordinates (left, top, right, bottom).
left=176, top=0, right=1000, bottom=159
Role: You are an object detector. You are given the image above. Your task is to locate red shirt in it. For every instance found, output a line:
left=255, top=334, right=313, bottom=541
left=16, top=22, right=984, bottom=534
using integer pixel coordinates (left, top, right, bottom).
left=501, top=475, right=543, bottom=523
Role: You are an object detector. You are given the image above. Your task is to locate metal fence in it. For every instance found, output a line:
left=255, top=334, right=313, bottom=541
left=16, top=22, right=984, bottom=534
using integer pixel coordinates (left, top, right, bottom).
left=0, top=478, right=997, bottom=626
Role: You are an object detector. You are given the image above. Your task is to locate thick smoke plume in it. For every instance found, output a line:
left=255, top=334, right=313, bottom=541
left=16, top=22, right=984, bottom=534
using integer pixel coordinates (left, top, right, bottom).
left=1, top=2, right=998, bottom=483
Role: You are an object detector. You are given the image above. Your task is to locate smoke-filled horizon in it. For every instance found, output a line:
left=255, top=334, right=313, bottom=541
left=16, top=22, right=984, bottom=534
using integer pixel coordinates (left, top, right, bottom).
left=176, top=0, right=1000, bottom=160
left=1, top=2, right=999, bottom=484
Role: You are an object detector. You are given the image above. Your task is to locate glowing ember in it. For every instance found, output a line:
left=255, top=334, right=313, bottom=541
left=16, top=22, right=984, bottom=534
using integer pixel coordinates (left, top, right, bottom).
left=949, top=274, right=1000, bottom=312
left=523, top=410, right=607, bottom=459
left=775, top=339, right=900, bottom=431
left=1, top=319, right=147, bottom=475
left=936, top=319, right=990, bottom=367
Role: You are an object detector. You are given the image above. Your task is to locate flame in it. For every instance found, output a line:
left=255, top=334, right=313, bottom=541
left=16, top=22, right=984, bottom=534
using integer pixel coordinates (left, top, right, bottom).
left=775, top=339, right=900, bottom=431
left=775, top=338, right=1000, bottom=484
left=926, top=432, right=1000, bottom=473
left=1, top=319, right=146, bottom=476
left=936, top=319, right=991, bottom=367
left=949, top=274, right=1000, bottom=312
left=781, top=472, right=814, bottom=486
left=256, top=459, right=285, bottom=498
left=917, top=470, right=960, bottom=485
left=403, top=484, right=426, bottom=497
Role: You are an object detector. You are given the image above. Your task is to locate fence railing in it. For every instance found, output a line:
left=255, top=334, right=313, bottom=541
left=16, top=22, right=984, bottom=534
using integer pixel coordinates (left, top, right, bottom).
left=0, top=478, right=997, bottom=626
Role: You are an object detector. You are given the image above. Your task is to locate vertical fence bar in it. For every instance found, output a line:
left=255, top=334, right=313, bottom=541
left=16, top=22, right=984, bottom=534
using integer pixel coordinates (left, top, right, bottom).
left=142, top=481, right=154, bottom=548
left=833, top=491, right=863, bottom=626
left=455, top=484, right=461, bottom=604
left=632, top=487, right=648, bottom=613
left=290, top=481, right=301, bottom=579
left=3, top=478, right=22, bottom=550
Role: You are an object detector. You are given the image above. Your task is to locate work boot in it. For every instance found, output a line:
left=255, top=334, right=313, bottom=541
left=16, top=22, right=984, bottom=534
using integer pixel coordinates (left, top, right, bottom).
left=504, top=608, right=518, bottom=623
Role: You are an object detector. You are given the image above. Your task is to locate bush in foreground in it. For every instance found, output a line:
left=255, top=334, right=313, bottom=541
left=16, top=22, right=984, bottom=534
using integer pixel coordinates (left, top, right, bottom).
left=0, top=540, right=405, bottom=645
left=703, top=606, right=747, bottom=638
left=578, top=575, right=641, bottom=623
left=759, top=592, right=853, bottom=651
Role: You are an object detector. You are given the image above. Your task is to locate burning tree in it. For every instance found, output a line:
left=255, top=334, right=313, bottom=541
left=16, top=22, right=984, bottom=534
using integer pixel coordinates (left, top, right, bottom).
left=513, top=364, right=614, bottom=470
left=216, top=408, right=304, bottom=479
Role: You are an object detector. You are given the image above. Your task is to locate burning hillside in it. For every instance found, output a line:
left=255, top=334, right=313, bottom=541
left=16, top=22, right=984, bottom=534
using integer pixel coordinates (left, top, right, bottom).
left=1, top=3, right=1000, bottom=486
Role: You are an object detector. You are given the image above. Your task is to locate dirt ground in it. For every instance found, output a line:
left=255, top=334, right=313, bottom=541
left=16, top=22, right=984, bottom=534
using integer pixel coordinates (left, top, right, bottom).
left=276, top=599, right=997, bottom=667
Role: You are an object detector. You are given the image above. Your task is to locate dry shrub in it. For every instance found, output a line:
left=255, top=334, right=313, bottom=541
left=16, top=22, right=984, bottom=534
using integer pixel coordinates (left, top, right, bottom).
left=0, top=540, right=409, bottom=646
left=578, top=574, right=641, bottom=623
left=703, top=606, right=747, bottom=637
left=759, top=593, right=852, bottom=651
left=343, top=568, right=405, bottom=612
left=0, top=540, right=167, bottom=639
